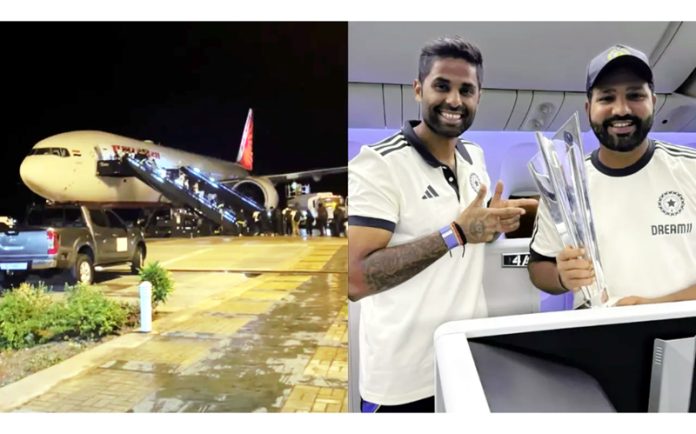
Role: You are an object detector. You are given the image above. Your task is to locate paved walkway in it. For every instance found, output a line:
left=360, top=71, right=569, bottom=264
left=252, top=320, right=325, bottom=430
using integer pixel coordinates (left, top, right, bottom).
left=0, top=236, right=347, bottom=412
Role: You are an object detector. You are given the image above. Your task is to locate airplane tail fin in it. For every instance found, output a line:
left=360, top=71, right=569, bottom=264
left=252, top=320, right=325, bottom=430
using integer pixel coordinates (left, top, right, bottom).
left=236, top=108, right=254, bottom=171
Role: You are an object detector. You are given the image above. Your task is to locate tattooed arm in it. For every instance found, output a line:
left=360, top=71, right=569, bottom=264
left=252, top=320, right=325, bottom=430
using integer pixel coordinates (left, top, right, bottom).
left=348, top=183, right=532, bottom=302
left=348, top=226, right=448, bottom=301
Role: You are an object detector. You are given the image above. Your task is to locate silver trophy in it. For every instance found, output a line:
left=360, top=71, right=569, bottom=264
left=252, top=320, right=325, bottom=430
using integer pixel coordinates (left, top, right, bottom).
left=528, top=112, right=606, bottom=308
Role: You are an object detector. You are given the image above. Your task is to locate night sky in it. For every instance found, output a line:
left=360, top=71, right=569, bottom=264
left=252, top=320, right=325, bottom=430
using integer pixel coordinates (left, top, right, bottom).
left=0, top=22, right=347, bottom=219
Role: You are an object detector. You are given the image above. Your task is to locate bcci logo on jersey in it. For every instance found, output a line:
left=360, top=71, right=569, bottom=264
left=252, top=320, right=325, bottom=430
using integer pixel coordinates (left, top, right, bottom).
left=658, top=191, right=685, bottom=216
left=469, top=173, right=482, bottom=192
left=652, top=191, right=691, bottom=236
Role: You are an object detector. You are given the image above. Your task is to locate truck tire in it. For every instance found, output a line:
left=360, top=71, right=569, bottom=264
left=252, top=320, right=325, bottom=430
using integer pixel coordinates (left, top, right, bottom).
left=131, top=245, right=144, bottom=274
left=71, top=253, right=94, bottom=285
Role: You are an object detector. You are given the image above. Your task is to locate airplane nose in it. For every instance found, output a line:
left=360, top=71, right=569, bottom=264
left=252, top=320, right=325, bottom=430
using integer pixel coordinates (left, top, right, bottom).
left=19, top=157, right=43, bottom=193
left=19, top=157, right=30, bottom=184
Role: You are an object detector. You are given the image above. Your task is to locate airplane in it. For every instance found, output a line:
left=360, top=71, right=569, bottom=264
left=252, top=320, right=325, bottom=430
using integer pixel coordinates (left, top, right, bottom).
left=19, top=109, right=346, bottom=210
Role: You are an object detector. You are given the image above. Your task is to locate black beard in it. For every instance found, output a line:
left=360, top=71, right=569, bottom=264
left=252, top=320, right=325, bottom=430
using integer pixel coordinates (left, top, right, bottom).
left=422, top=104, right=475, bottom=138
left=591, top=114, right=653, bottom=152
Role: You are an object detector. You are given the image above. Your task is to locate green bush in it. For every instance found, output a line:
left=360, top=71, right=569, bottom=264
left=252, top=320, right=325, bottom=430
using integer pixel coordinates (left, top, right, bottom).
left=138, top=261, right=174, bottom=308
left=0, top=283, right=52, bottom=349
left=50, top=284, right=128, bottom=340
left=0, top=283, right=130, bottom=349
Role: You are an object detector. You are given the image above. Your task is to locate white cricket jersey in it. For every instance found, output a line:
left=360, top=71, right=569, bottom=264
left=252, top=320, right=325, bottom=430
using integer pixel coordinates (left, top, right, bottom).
left=348, top=121, right=491, bottom=405
left=531, top=140, right=696, bottom=306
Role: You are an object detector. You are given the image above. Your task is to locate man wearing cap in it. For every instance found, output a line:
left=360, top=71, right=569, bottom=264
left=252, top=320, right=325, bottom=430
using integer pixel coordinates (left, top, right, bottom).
left=528, top=44, right=696, bottom=307
left=348, top=36, right=536, bottom=412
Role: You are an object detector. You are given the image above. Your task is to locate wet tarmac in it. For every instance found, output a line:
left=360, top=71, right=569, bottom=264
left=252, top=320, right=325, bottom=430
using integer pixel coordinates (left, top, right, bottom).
left=132, top=249, right=347, bottom=412
left=3, top=236, right=348, bottom=412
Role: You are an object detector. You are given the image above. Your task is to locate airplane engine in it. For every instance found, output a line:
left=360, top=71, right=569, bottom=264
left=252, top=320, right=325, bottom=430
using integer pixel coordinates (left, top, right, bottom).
left=228, top=177, right=279, bottom=210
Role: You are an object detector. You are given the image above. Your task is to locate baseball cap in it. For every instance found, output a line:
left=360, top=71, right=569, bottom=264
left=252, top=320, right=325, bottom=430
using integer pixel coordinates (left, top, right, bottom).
left=586, top=44, right=653, bottom=92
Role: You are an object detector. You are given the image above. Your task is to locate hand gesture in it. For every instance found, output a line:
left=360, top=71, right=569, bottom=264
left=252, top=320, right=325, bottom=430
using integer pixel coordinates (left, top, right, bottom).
left=488, top=181, right=538, bottom=233
left=455, top=182, right=531, bottom=243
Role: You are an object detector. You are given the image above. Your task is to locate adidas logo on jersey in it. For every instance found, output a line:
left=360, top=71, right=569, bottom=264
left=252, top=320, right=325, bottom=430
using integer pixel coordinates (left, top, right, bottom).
left=421, top=185, right=439, bottom=200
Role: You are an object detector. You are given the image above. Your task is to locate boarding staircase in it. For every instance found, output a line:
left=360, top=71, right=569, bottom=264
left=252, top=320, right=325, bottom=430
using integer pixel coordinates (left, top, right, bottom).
left=121, top=157, right=263, bottom=233
left=178, top=166, right=263, bottom=213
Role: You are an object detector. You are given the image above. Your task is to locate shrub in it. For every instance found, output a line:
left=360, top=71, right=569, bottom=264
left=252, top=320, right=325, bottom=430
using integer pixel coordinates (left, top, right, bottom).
left=50, top=284, right=128, bottom=340
left=0, top=283, right=130, bottom=349
left=138, top=261, right=174, bottom=308
left=0, top=283, right=52, bottom=349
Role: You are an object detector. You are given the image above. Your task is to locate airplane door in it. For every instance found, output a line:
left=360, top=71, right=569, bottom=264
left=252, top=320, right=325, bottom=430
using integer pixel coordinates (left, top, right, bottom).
left=94, top=146, right=105, bottom=161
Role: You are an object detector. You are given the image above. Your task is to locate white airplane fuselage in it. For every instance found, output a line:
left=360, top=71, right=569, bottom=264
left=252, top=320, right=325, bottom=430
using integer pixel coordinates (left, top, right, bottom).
left=20, top=130, right=250, bottom=206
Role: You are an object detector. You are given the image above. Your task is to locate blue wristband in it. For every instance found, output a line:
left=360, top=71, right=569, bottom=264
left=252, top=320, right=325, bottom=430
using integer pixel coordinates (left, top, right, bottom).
left=439, top=224, right=459, bottom=250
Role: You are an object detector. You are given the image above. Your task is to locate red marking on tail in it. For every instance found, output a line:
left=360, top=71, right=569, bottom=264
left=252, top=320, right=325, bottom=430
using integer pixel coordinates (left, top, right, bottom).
left=236, top=109, right=253, bottom=171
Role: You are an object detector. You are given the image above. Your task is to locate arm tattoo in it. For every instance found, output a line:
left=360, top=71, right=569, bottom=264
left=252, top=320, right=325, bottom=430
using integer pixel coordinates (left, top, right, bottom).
left=363, top=232, right=448, bottom=295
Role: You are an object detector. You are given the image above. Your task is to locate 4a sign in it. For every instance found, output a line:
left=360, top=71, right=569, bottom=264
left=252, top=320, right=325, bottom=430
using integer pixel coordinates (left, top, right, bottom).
left=502, top=252, right=530, bottom=268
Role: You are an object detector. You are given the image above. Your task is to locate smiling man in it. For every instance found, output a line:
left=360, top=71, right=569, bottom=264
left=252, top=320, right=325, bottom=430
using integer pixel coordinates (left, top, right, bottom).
left=348, top=36, right=535, bottom=412
left=528, top=44, right=696, bottom=308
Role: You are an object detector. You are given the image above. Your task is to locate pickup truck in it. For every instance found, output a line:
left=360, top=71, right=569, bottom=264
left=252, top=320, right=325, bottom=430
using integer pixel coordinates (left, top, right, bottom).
left=0, top=205, right=146, bottom=287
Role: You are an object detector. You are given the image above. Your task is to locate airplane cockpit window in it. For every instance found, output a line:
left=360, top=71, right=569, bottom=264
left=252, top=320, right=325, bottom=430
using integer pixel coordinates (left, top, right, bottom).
left=28, top=147, right=70, bottom=157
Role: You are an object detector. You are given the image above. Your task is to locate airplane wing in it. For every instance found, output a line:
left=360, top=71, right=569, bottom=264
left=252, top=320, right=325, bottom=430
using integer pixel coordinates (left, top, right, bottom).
left=260, top=166, right=347, bottom=183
